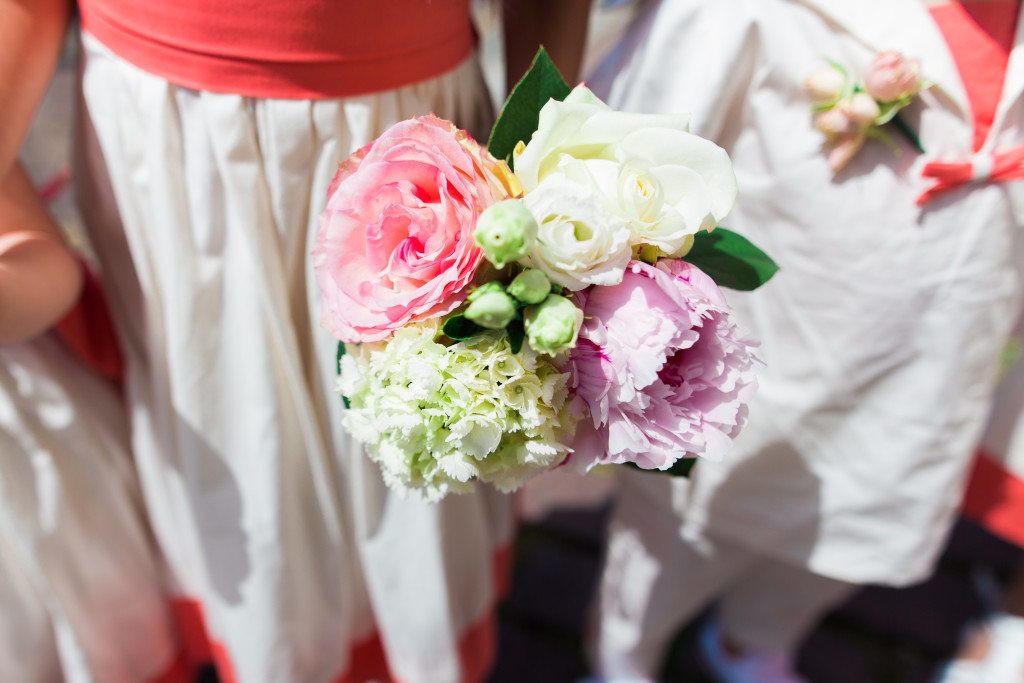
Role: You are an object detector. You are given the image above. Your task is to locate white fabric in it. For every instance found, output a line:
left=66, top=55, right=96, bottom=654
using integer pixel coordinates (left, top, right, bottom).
left=76, top=32, right=513, bottom=683
left=977, top=337, right=1024, bottom=487
left=972, top=154, right=996, bottom=182
left=591, top=471, right=853, bottom=679
left=980, top=614, right=1024, bottom=682
left=585, top=0, right=1024, bottom=587
left=0, top=334, right=181, bottom=682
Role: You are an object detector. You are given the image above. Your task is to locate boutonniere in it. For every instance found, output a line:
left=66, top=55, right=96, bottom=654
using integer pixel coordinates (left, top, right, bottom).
left=804, top=51, right=929, bottom=171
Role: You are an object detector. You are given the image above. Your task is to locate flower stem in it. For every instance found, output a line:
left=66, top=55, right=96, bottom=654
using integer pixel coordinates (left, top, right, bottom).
left=891, top=113, right=925, bottom=154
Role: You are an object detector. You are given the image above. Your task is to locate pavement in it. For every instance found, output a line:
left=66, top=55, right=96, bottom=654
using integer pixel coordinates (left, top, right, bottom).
left=188, top=495, right=1021, bottom=683
left=487, top=497, right=1023, bottom=683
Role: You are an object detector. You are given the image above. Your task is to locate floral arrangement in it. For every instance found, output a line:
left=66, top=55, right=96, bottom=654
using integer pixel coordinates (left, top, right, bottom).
left=313, top=50, right=777, bottom=500
left=805, top=50, right=928, bottom=171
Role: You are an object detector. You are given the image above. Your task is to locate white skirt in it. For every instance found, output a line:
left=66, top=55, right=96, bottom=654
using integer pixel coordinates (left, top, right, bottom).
left=0, top=334, right=182, bottom=682
left=76, top=32, right=513, bottom=683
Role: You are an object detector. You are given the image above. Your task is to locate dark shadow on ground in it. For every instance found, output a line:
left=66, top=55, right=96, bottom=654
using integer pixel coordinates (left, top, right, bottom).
left=489, top=509, right=1023, bottom=683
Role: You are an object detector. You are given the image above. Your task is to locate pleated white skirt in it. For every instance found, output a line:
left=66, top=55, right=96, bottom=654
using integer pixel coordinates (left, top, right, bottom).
left=0, top=334, right=183, bottom=682
left=76, top=31, right=513, bottom=683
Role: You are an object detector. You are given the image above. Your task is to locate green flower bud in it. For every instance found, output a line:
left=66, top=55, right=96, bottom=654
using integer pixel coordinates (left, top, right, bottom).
left=507, top=269, right=551, bottom=304
left=473, top=199, right=538, bottom=268
left=467, top=280, right=506, bottom=301
left=465, top=290, right=518, bottom=330
left=524, top=294, right=584, bottom=355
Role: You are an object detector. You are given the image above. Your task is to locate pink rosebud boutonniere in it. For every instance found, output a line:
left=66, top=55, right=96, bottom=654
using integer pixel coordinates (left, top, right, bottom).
left=864, top=51, right=924, bottom=103
left=805, top=53, right=929, bottom=172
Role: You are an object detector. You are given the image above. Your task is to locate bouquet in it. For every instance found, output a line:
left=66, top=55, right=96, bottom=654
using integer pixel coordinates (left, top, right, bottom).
left=313, top=50, right=777, bottom=500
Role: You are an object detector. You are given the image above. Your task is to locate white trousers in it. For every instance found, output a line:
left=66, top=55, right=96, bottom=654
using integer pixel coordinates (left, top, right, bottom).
left=591, top=471, right=856, bottom=679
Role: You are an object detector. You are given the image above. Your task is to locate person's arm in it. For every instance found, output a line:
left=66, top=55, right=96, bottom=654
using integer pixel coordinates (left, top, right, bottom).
left=502, top=0, right=593, bottom=92
left=0, top=0, right=72, bottom=178
left=0, top=162, right=83, bottom=344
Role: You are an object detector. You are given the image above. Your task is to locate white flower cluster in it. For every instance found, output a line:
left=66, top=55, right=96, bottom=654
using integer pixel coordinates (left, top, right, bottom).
left=513, top=85, right=737, bottom=290
left=338, top=321, right=575, bottom=501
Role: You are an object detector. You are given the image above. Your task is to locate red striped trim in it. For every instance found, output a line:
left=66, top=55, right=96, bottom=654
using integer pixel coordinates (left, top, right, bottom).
left=170, top=599, right=215, bottom=666
left=448, top=606, right=497, bottom=683
left=334, top=633, right=392, bottom=683
left=149, top=650, right=195, bottom=683
left=492, top=543, right=514, bottom=600
left=170, top=542, right=512, bottom=683
left=54, top=261, right=125, bottom=383
left=962, top=448, right=1024, bottom=548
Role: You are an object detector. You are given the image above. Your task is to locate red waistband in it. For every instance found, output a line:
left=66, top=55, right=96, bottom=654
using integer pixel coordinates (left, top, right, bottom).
left=78, top=0, right=477, bottom=99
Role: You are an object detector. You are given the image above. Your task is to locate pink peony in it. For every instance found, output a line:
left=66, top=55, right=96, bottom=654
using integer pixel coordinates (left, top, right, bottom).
left=313, top=116, right=519, bottom=343
left=863, top=51, right=922, bottom=103
left=564, top=259, right=759, bottom=471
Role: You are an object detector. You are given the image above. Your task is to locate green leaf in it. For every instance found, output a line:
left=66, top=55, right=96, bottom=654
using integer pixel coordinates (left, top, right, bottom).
left=665, top=458, right=698, bottom=478
left=335, top=340, right=346, bottom=375
left=506, top=318, right=525, bottom=354
left=487, top=47, right=572, bottom=167
left=442, top=314, right=482, bottom=341
left=874, top=99, right=904, bottom=126
left=336, top=341, right=350, bottom=409
left=624, top=458, right=697, bottom=478
left=888, top=112, right=926, bottom=154
left=684, top=228, right=779, bottom=291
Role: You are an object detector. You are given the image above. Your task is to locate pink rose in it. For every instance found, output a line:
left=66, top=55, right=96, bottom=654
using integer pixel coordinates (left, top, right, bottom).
left=314, top=116, right=518, bottom=343
left=563, top=260, right=760, bottom=471
left=841, top=92, right=881, bottom=124
left=813, top=99, right=871, bottom=171
left=813, top=107, right=857, bottom=138
left=825, top=133, right=867, bottom=172
left=863, top=51, right=922, bottom=102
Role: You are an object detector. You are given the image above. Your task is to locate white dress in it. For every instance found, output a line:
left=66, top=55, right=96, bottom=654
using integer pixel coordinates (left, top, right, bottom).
left=587, top=0, right=1024, bottom=586
left=0, top=334, right=183, bottom=682
left=75, top=32, right=513, bottom=683
left=963, top=325, right=1024, bottom=549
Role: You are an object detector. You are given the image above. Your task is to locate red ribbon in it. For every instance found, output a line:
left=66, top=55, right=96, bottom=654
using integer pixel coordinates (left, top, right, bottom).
left=918, top=143, right=1024, bottom=204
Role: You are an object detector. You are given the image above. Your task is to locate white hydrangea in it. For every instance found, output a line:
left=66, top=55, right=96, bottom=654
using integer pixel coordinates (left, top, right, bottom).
left=337, top=320, right=576, bottom=501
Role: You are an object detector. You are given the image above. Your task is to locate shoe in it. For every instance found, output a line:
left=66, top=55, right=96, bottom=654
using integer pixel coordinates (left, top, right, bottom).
left=698, top=615, right=807, bottom=683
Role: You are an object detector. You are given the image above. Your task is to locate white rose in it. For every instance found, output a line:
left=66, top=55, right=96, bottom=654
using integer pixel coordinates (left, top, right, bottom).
left=514, top=85, right=737, bottom=255
left=803, top=64, right=846, bottom=106
left=521, top=174, right=632, bottom=291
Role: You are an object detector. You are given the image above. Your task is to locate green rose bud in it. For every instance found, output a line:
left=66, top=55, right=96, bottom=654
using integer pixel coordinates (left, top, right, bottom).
left=473, top=199, right=538, bottom=268
left=524, top=294, right=583, bottom=355
left=465, top=290, right=518, bottom=330
left=507, top=269, right=551, bottom=304
left=467, top=280, right=506, bottom=301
